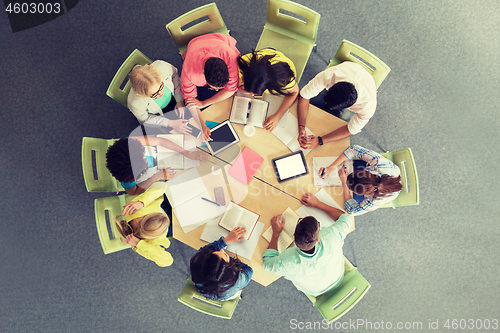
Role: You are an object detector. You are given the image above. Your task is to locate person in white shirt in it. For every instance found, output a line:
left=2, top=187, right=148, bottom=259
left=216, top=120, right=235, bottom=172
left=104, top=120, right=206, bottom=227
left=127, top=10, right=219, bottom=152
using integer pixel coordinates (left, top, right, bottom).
left=297, top=62, right=377, bottom=149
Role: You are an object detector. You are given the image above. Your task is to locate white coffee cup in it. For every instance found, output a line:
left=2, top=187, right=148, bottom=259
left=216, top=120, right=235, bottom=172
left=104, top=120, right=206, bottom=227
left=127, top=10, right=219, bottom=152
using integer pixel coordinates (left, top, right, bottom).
left=243, top=125, right=256, bottom=137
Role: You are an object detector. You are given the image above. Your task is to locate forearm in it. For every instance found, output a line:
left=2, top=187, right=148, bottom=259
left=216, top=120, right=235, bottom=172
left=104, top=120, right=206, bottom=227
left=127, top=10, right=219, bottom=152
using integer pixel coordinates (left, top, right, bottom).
left=341, top=182, right=352, bottom=203
left=314, top=201, right=344, bottom=221
left=327, top=152, right=349, bottom=169
left=201, top=90, right=236, bottom=108
left=267, top=233, right=280, bottom=250
left=275, top=85, right=299, bottom=118
left=297, top=95, right=310, bottom=127
left=321, top=125, right=352, bottom=144
left=131, top=136, right=190, bottom=156
left=135, top=171, right=164, bottom=191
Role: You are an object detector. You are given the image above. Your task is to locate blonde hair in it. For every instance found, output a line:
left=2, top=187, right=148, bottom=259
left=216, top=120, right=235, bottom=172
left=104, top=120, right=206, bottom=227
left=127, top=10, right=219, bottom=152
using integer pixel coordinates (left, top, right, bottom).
left=115, top=212, right=170, bottom=240
left=128, top=64, right=163, bottom=97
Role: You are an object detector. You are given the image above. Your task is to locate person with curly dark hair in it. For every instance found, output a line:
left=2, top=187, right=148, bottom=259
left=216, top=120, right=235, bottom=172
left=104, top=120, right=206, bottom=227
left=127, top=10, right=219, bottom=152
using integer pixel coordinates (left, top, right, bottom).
left=105, top=136, right=208, bottom=195
left=190, top=226, right=253, bottom=301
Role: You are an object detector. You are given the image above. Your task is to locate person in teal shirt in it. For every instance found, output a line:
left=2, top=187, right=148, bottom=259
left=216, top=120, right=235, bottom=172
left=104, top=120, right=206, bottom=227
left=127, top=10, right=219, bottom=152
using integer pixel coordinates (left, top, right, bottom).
left=263, top=192, right=354, bottom=297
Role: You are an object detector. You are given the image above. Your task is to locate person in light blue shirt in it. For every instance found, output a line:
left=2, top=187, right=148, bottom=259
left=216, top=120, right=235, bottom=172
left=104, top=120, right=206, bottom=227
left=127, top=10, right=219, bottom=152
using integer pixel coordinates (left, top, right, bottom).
left=263, top=192, right=354, bottom=297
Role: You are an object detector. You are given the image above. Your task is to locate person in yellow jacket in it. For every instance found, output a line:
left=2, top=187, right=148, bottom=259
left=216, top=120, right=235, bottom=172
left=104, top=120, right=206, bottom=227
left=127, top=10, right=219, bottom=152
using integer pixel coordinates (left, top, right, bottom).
left=115, top=187, right=173, bottom=267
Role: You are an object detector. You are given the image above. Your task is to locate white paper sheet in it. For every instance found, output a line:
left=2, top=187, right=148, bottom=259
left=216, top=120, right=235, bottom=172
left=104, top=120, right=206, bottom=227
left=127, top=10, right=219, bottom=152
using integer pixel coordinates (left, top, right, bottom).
left=173, top=191, right=227, bottom=233
left=272, top=112, right=313, bottom=156
left=200, top=217, right=265, bottom=260
left=295, top=189, right=344, bottom=229
left=312, top=157, right=354, bottom=186
left=167, top=168, right=206, bottom=208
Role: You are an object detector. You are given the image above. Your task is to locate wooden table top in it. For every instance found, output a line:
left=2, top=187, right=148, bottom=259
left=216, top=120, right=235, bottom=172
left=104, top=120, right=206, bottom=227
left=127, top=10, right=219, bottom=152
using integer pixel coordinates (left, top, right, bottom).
left=171, top=96, right=352, bottom=287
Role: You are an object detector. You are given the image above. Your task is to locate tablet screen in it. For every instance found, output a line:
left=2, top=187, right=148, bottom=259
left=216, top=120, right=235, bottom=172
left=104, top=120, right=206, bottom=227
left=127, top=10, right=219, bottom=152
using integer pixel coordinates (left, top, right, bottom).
left=272, top=151, right=309, bottom=182
left=207, top=121, right=240, bottom=155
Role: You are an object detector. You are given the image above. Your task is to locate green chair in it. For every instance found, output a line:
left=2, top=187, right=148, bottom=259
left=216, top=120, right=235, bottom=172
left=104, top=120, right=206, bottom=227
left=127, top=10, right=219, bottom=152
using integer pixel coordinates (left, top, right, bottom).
left=328, top=40, right=391, bottom=89
left=305, top=256, right=371, bottom=323
left=380, top=148, right=419, bottom=208
left=166, top=3, right=229, bottom=57
left=106, top=49, right=152, bottom=107
left=82, top=137, right=124, bottom=192
left=94, top=194, right=133, bottom=254
left=178, top=277, right=241, bottom=319
left=256, top=0, right=320, bottom=84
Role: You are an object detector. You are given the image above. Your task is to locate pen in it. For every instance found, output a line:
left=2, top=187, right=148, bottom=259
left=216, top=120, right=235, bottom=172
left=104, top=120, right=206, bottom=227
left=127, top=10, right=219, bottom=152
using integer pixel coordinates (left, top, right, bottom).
left=320, top=168, right=325, bottom=178
left=201, top=197, right=221, bottom=206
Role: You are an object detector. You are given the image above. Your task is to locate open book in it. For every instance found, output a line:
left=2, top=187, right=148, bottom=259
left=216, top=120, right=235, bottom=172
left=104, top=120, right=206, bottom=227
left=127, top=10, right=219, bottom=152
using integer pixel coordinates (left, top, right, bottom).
left=262, top=207, right=301, bottom=253
left=218, top=201, right=260, bottom=240
left=230, top=92, right=288, bottom=128
left=230, top=96, right=269, bottom=128
left=156, top=134, right=184, bottom=170
left=313, top=157, right=354, bottom=186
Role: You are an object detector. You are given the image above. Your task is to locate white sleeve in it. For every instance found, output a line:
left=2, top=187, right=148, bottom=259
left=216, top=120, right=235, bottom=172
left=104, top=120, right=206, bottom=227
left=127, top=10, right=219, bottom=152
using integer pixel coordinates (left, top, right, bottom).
left=300, top=69, right=330, bottom=100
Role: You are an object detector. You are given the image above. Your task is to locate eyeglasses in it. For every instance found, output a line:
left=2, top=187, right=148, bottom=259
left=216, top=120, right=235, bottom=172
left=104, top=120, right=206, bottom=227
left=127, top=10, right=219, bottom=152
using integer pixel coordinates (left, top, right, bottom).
left=150, top=82, right=164, bottom=99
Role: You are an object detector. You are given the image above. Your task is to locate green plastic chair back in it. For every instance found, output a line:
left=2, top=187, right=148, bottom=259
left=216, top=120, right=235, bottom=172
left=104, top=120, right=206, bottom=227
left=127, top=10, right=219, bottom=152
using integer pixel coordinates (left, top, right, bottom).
left=380, top=148, right=419, bottom=207
left=166, top=3, right=229, bottom=56
left=81, top=137, right=124, bottom=192
left=328, top=40, right=391, bottom=89
left=256, top=0, right=320, bottom=83
left=94, top=194, right=133, bottom=254
left=106, top=49, right=152, bottom=107
left=178, top=277, right=241, bottom=319
left=306, top=256, right=371, bottom=323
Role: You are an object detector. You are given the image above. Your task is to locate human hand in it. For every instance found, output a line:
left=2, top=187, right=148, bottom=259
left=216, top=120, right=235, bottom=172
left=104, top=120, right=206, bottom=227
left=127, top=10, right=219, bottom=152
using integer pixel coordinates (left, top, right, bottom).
left=318, top=165, right=333, bottom=179
left=169, top=119, right=192, bottom=135
left=185, top=98, right=203, bottom=108
left=338, top=165, right=349, bottom=183
left=299, top=136, right=319, bottom=150
left=270, top=214, right=285, bottom=235
left=187, top=150, right=209, bottom=161
left=299, top=134, right=315, bottom=149
left=174, top=102, right=185, bottom=118
left=162, top=167, right=176, bottom=180
left=201, top=124, right=212, bottom=141
left=300, top=193, right=320, bottom=208
left=263, top=114, right=280, bottom=131
left=122, top=201, right=145, bottom=216
left=225, top=226, right=247, bottom=243
left=120, top=234, right=140, bottom=247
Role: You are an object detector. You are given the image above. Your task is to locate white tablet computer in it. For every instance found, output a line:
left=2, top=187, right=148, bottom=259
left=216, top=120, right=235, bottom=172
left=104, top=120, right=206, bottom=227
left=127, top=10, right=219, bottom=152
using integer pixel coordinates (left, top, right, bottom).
left=206, top=120, right=240, bottom=155
left=272, top=151, right=309, bottom=183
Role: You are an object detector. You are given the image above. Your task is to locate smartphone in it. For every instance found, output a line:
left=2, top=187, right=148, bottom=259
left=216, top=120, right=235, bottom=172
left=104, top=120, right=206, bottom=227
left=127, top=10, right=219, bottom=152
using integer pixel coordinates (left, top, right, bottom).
left=186, top=123, right=201, bottom=138
left=214, top=187, right=225, bottom=206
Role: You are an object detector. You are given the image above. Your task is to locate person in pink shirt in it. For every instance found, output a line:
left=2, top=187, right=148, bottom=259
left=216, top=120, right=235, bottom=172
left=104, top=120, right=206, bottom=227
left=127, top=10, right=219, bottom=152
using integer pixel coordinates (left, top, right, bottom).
left=297, top=62, right=377, bottom=149
left=181, top=33, right=241, bottom=139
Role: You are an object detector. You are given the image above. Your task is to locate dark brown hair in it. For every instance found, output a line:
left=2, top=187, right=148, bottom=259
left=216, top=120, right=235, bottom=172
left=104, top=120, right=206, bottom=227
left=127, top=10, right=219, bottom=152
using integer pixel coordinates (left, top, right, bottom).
left=294, top=216, right=320, bottom=251
left=190, top=246, right=244, bottom=300
left=347, top=170, right=402, bottom=200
